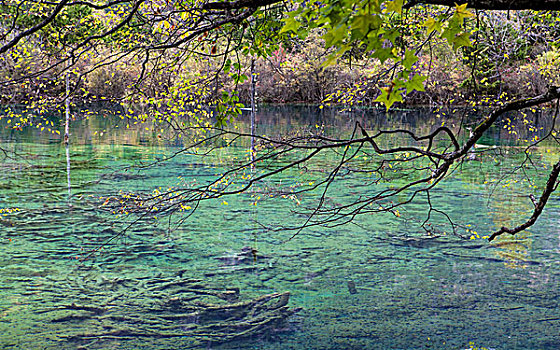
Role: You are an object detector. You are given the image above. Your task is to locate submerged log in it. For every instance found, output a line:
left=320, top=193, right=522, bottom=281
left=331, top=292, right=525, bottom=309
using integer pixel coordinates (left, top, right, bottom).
left=47, top=276, right=298, bottom=347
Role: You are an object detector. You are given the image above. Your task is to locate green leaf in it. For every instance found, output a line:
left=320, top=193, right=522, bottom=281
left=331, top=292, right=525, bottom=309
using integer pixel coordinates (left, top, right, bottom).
left=375, top=86, right=403, bottom=110
left=351, top=14, right=375, bottom=36
left=441, top=25, right=460, bottom=43
left=280, top=15, right=300, bottom=34
left=385, top=0, right=404, bottom=15
left=383, top=28, right=400, bottom=44
left=402, top=50, right=418, bottom=70
left=424, top=18, right=442, bottom=34
left=452, top=32, right=472, bottom=50
left=372, top=48, right=395, bottom=64
left=371, top=0, right=383, bottom=13
left=238, top=74, right=248, bottom=83
left=223, top=59, right=231, bottom=74
left=455, top=3, right=474, bottom=20
left=324, top=24, right=348, bottom=48
left=406, top=75, right=427, bottom=94
left=375, top=88, right=391, bottom=107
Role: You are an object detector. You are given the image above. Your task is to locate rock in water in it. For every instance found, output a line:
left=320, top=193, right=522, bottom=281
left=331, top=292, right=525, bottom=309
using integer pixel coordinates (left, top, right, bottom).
left=347, top=280, right=357, bottom=294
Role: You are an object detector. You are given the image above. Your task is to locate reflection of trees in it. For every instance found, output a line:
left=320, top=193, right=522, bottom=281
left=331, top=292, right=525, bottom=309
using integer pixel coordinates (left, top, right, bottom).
left=492, top=233, right=532, bottom=269
left=2, top=102, right=560, bottom=248
left=473, top=146, right=537, bottom=268
left=65, top=140, right=71, bottom=203
left=75, top=93, right=558, bottom=259
left=488, top=190, right=533, bottom=268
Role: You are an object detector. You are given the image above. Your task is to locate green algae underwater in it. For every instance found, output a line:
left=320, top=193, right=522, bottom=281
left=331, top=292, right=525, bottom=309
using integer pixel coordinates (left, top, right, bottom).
left=0, top=106, right=559, bottom=349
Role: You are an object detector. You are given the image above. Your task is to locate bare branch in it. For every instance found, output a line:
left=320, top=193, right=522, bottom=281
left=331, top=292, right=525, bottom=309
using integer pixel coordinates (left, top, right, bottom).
left=488, top=159, right=560, bottom=241
left=202, top=0, right=283, bottom=10
left=0, top=0, right=71, bottom=55
left=449, top=86, right=560, bottom=161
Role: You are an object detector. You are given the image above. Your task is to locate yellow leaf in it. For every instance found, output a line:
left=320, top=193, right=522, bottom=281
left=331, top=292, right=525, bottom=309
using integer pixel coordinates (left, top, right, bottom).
left=455, top=3, right=474, bottom=18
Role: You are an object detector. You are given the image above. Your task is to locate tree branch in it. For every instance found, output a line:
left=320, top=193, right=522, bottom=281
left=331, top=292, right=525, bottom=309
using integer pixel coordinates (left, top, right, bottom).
left=202, top=0, right=283, bottom=10
left=0, top=0, right=71, bottom=55
left=447, top=86, right=560, bottom=161
left=488, top=159, right=560, bottom=241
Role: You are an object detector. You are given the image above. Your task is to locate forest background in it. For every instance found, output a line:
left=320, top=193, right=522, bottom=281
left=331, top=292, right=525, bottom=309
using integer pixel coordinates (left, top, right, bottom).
left=2, top=3, right=560, bottom=109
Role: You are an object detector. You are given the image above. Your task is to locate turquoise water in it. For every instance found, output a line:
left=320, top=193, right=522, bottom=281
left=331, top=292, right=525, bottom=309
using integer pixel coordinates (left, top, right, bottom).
left=0, top=106, right=559, bottom=349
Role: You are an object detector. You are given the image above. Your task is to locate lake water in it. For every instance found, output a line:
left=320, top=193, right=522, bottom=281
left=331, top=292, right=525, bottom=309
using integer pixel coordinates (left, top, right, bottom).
left=0, top=106, right=559, bottom=349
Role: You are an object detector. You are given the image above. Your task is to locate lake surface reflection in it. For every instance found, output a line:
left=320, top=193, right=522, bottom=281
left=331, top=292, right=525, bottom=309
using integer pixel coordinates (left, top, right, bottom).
left=0, top=106, right=559, bottom=349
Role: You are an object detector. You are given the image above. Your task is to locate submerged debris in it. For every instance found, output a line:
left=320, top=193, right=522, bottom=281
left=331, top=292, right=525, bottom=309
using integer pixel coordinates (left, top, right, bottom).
left=216, top=246, right=270, bottom=266
left=41, top=275, right=298, bottom=348
left=347, top=280, right=357, bottom=294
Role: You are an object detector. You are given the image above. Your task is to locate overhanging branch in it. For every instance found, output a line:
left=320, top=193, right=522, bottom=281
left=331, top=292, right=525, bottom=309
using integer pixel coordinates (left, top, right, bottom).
left=488, top=159, right=560, bottom=241
left=448, top=86, right=560, bottom=161
left=0, top=0, right=71, bottom=55
left=202, top=0, right=283, bottom=10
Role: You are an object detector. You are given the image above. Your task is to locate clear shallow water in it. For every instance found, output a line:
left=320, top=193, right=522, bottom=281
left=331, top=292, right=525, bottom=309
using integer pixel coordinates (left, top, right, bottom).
left=0, top=106, right=559, bottom=349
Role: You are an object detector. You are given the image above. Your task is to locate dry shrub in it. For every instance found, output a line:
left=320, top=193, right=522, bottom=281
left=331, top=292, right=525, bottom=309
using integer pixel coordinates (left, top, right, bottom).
left=235, top=30, right=367, bottom=105
left=85, top=65, right=129, bottom=99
